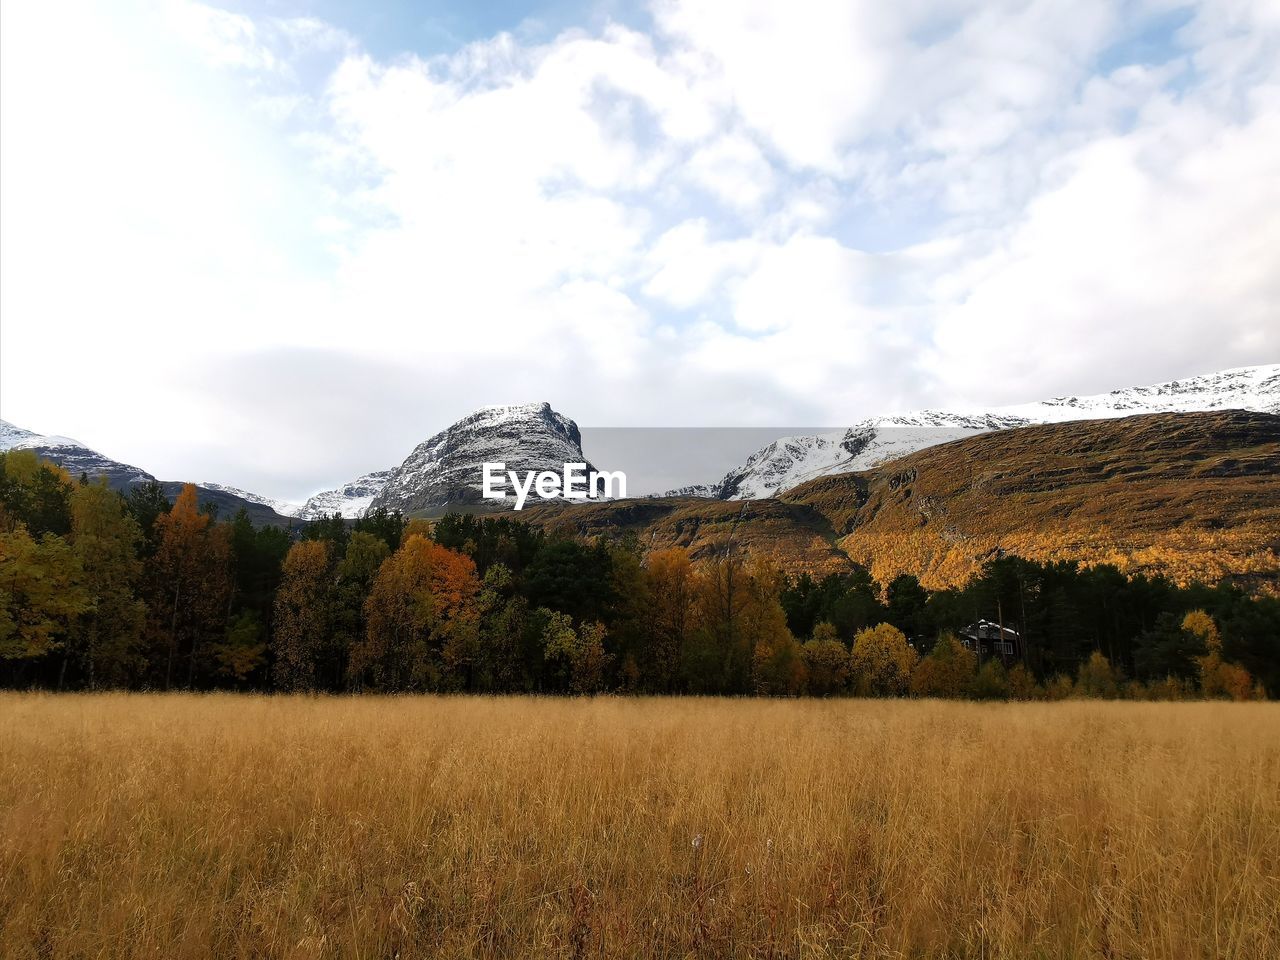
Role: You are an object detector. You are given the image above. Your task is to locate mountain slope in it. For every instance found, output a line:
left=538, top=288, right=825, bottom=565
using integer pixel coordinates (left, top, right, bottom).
left=781, top=409, right=1280, bottom=591
left=1, top=419, right=154, bottom=488
left=689, top=364, right=1280, bottom=500
left=506, top=411, right=1280, bottom=590
left=1, top=419, right=296, bottom=527
left=370, top=402, right=598, bottom=515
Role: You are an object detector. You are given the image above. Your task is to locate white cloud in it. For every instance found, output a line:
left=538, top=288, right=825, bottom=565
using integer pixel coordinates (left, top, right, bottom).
left=930, top=103, right=1280, bottom=401
left=1, top=0, right=1277, bottom=499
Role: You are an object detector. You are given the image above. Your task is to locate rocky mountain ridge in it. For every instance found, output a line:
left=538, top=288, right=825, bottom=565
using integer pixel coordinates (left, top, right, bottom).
left=369, top=402, right=597, bottom=515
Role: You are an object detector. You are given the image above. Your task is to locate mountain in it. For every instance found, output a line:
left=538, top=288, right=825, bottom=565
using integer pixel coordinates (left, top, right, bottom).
left=369, top=402, right=597, bottom=516
left=0, top=419, right=295, bottom=527
left=0, top=419, right=154, bottom=488
left=684, top=364, right=1280, bottom=500
left=507, top=410, right=1280, bottom=592
left=783, top=408, right=1280, bottom=592
left=297, top=470, right=394, bottom=520
left=199, top=483, right=303, bottom=519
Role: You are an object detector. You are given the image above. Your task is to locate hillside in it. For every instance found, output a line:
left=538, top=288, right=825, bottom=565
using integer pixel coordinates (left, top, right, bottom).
left=0, top=419, right=296, bottom=527
left=507, top=411, right=1280, bottom=590
left=681, top=364, right=1279, bottom=500
left=511, top=495, right=853, bottom=574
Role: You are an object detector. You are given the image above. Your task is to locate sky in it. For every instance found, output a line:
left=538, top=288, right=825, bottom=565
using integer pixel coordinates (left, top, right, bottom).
left=1, top=0, right=1277, bottom=502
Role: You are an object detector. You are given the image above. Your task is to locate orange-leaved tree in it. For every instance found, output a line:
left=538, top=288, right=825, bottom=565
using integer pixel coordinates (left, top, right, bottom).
left=802, top=622, right=849, bottom=697
left=354, top=534, right=480, bottom=691
left=150, top=484, right=231, bottom=689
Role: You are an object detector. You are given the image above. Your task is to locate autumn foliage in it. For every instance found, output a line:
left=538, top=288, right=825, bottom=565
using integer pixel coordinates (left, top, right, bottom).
left=1, top=451, right=1276, bottom=699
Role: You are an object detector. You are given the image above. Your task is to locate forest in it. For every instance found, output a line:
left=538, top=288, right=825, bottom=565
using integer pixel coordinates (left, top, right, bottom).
left=2, top=449, right=1276, bottom=699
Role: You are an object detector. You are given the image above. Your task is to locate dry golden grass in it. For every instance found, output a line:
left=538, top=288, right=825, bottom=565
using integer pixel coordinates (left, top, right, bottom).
left=1, top=695, right=1278, bottom=959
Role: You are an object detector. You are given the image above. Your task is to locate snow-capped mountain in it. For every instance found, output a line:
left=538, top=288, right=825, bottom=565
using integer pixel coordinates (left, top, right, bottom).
left=297, top=470, right=394, bottom=520
left=369, top=402, right=598, bottom=515
left=1, top=418, right=155, bottom=487
left=684, top=364, right=1280, bottom=500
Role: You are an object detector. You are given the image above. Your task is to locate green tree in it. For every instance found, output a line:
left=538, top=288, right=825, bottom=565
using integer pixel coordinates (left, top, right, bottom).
left=211, top=611, right=268, bottom=685
left=972, top=660, right=1010, bottom=700
left=1, top=525, right=89, bottom=665
left=327, top=531, right=390, bottom=689
left=0, top=450, right=74, bottom=537
left=123, top=480, right=172, bottom=558
left=476, top=563, right=532, bottom=691
left=67, top=481, right=146, bottom=688
left=886, top=574, right=928, bottom=638
left=1133, top=612, right=1204, bottom=683
left=542, top=611, right=610, bottom=694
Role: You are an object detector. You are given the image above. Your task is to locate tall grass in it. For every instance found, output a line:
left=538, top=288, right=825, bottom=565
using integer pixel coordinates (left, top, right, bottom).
left=1, top=694, right=1277, bottom=958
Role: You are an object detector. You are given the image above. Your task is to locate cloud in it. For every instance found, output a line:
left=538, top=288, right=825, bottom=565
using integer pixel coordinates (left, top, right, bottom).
left=1, top=0, right=1276, bottom=500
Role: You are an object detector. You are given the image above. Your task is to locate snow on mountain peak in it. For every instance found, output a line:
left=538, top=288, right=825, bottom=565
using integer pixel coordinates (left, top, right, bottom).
left=297, top=470, right=395, bottom=520
left=685, top=363, right=1280, bottom=501
left=0, top=419, right=89, bottom=452
left=370, top=401, right=592, bottom=515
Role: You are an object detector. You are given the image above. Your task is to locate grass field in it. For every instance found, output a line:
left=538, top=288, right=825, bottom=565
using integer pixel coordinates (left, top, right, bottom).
left=1, top=695, right=1277, bottom=959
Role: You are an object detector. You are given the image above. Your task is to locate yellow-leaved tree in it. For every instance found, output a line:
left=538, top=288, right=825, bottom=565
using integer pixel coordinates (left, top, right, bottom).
left=909, top=632, right=975, bottom=698
left=802, top=622, right=849, bottom=697
left=1185, top=610, right=1261, bottom=701
left=850, top=623, right=918, bottom=696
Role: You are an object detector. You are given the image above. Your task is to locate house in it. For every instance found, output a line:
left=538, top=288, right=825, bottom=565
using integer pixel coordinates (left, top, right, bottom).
left=960, top=620, right=1021, bottom=662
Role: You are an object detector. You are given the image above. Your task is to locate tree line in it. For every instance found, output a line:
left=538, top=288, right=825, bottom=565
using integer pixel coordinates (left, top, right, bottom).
left=2, top=450, right=1276, bottom=698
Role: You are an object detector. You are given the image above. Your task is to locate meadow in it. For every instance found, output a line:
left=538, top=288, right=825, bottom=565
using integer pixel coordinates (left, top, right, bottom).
left=1, top=694, right=1277, bottom=959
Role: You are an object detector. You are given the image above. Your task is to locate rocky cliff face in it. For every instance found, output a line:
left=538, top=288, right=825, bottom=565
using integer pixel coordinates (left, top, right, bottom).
left=369, top=402, right=597, bottom=515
